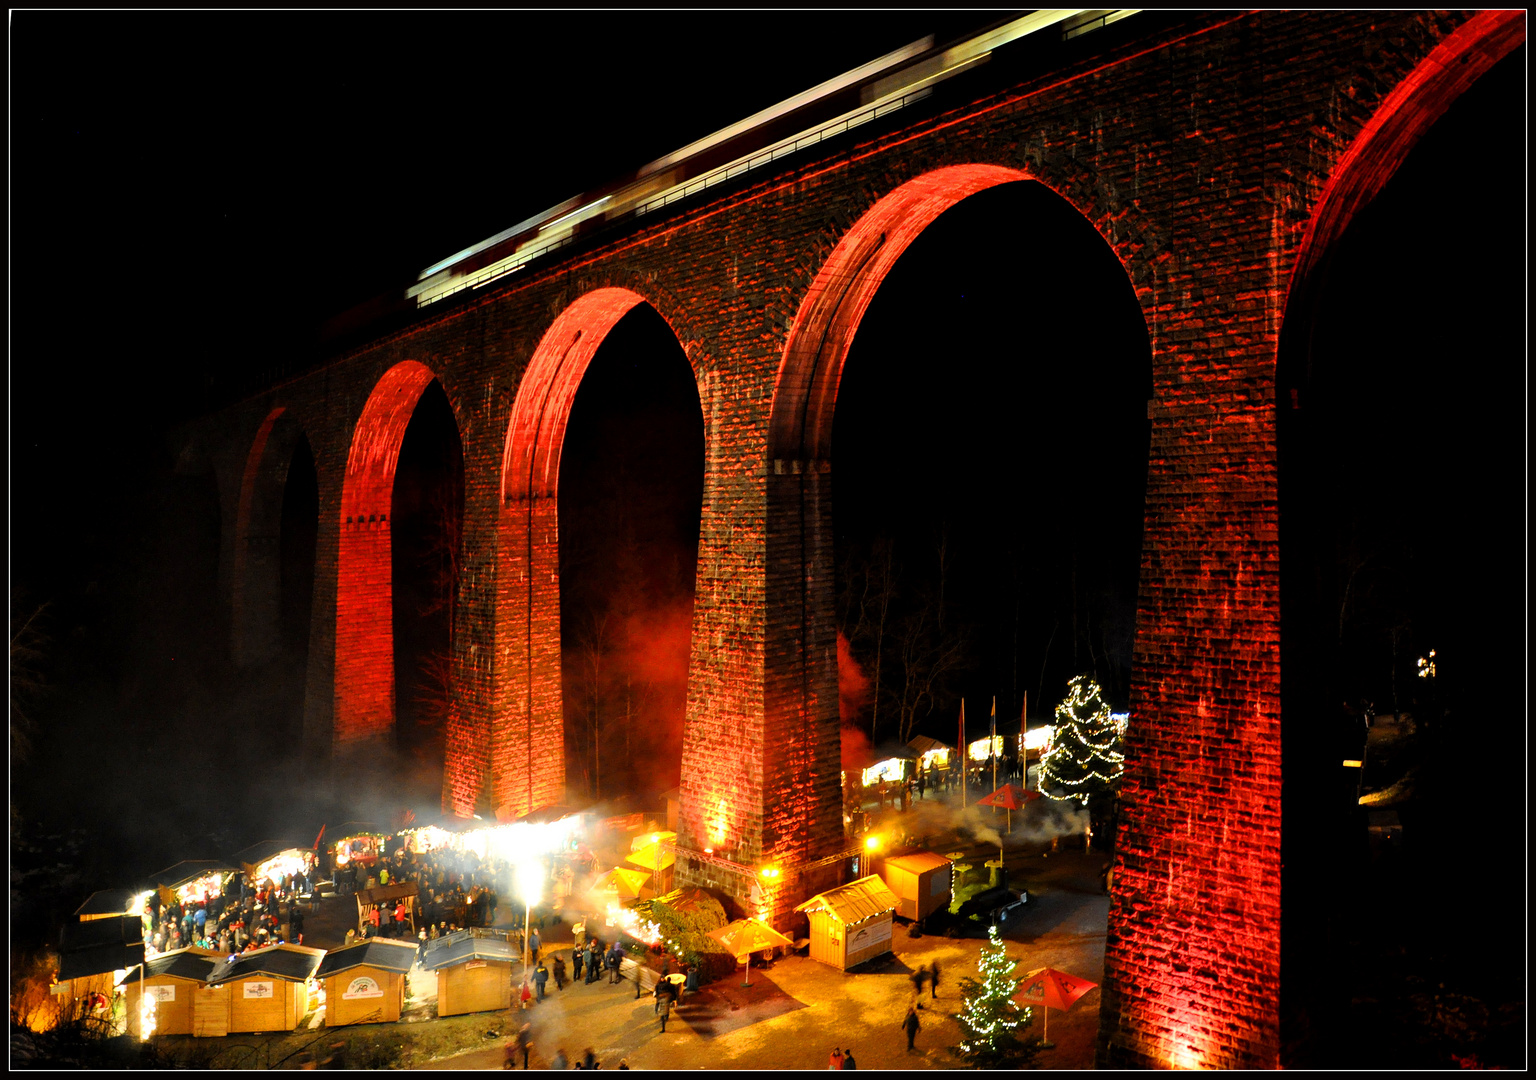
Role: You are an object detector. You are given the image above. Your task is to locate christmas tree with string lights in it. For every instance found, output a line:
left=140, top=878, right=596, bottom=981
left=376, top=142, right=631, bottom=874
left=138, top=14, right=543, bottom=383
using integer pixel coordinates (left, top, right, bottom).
left=955, top=924, right=1038, bottom=1067
left=1039, top=674, right=1124, bottom=811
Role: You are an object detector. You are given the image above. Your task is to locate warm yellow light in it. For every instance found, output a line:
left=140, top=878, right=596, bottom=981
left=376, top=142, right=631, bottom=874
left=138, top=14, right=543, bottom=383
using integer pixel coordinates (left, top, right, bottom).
left=1342, top=759, right=1362, bottom=768
left=864, top=835, right=881, bottom=852
left=759, top=866, right=779, bottom=880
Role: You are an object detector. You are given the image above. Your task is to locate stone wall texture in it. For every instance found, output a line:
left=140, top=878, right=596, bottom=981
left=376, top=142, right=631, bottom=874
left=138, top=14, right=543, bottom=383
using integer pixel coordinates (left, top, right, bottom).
left=176, top=11, right=1524, bottom=1069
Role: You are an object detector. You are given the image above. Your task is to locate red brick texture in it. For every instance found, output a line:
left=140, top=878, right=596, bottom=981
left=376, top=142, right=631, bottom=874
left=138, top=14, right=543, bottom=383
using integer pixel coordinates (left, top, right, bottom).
left=183, top=10, right=1522, bottom=1069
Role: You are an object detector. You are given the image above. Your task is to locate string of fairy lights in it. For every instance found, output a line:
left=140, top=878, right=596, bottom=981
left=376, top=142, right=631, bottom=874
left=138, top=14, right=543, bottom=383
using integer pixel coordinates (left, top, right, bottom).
left=957, top=923, right=1028, bottom=1057
left=1038, top=675, right=1125, bottom=806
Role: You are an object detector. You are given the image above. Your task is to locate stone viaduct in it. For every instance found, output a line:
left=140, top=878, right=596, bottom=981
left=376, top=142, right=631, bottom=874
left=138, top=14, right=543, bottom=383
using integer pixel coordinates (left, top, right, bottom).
left=176, top=11, right=1523, bottom=1068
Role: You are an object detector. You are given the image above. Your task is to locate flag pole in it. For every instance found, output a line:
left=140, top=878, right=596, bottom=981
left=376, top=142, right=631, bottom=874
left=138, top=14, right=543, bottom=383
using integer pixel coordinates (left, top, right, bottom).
left=990, top=696, right=998, bottom=811
left=958, top=700, right=966, bottom=809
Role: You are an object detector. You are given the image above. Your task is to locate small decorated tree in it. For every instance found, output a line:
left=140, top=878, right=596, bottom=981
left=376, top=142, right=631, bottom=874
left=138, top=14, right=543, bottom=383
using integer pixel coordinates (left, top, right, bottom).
left=955, top=924, right=1039, bottom=1067
left=1039, top=674, right=1124, bottom=813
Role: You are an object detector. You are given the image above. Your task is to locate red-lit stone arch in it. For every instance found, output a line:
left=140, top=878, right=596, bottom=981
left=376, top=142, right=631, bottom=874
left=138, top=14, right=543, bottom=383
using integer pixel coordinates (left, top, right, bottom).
left=1284, top=9, right=1525, bottom=324
left=335, top=360, right=442, bottom=751
left=232, top=405, right=316, bottom=667
left=489, top=287, right=661, bottom=818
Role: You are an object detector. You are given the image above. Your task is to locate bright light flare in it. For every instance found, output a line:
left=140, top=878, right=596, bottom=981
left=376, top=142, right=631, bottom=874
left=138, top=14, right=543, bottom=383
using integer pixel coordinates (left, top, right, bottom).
left=516, top=860, right=542, bottom=906
left=864, top=835, right=882, bottom=852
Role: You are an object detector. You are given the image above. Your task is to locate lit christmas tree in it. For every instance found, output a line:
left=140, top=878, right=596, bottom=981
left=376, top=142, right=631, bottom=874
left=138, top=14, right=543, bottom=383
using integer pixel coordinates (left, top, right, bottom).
left=955, top=924, right=1038, bottom=1067
left=1039, top=675, right=1124, bottom=810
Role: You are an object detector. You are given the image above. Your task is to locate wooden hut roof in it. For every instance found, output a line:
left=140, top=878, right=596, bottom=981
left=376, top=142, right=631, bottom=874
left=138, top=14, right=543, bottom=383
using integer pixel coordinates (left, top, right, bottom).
left=144, top=860, right=238, bottom=890
left=885, top=851, right=953, bottom=874
left=907, top=735, right=953, bottom=755
left=138, top=947, right=223, bottom=982
left=357, top=881, right=419, bottom=905
left=794, top=875, right=900, bottom=925
left=73, top=888, right=146, bottom=919
left=422, top=934, right=517, bottom=971
left=315, top=939, right=418, bottom=979
left=207, top=943, right=325, bottom=985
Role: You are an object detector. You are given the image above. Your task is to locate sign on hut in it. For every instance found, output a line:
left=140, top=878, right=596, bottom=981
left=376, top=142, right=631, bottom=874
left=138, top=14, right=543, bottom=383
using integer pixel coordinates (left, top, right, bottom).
left=356, top=881, right=419, bottom=937
left=314, top=939, right=417, bottom=1026
left=424, top=933, right=517, bottom=1017
left=123, top=947, right=222, bottom=1037
left=330, top=823, right=389, bottom=870
left=874, top=850, right=953, bottom=923
left=204, top=943, right=324, bottom=1036
left=794, top=876, right=900, bottom=971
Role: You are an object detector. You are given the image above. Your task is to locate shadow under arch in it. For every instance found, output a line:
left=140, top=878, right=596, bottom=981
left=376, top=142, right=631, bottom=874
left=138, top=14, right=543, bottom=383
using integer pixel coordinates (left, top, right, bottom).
left=336, top=359, right=454, bottom=755
left=233, top=406, right=317, bottom=668
left=491, top=286, right=687, bottom=819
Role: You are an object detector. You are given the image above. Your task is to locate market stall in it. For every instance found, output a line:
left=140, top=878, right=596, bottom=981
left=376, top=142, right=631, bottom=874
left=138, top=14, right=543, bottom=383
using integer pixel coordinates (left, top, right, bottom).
left=54, top=914, right=145, bottom=1020
left=232, top=841, right=317, bottom=890
left=623, top=842, right=675, bottom=895
left=314, top=939, right=417, bottom=1026
left=906, top=735, right=954, bottom=774
left=203, top=943, right=325, bottom=1036
left=329, top=823, right=390, bottom=871
left=355, top=882, right=419, bottom=937
left=424, top=934, right=516, bottom=1017
left=123, top=947, right=222, bottom=1038
left=873, top=849, right=953, bottom=923
left=794, top=876, right=900, bottom=971
left=146, top=860, right=239, bottom=909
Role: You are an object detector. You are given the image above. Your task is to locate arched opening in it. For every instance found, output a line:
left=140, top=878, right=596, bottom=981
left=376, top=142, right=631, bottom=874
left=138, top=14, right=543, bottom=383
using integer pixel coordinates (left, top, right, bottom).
left=392, top=381, right=465, bottom=807
left=1277, top=35, right=1524, bottom=1069
left=558, top=303, right=704, bottom=806
left=232, top=407, right=318, bottom=760
left=492, top=287, right=667, bottom=819
left=277, top=431, right=318, bottom=749
left=834, top=178, right=1150, bottom=780
left=335, top=360, right=455, bottom=770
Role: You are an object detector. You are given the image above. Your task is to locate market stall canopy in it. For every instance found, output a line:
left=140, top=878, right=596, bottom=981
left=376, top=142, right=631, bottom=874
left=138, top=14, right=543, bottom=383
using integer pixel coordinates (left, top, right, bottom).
left=707, top=918, right=794, bottom=957
left=146, top=860, right=239, bottom=891
left=315, top=939, right=418, bottom=980
left=588, top=867, right=651, bottom=900
left=793, top=875, right=900, bottom=925
left=515, top=803, right=574, bottom=824
left=624, top=844, right=676, bottom=872
left=629, top=830, right=677, bottom=853
left=73, top=888, right=148, bottom=921
left=421, top=934, right=518, bottom=972
left=58, top=915, right=145, bottom=980
left=206, top=943, right=326, bottom=986
left=232, top=840, right=315, bottom=877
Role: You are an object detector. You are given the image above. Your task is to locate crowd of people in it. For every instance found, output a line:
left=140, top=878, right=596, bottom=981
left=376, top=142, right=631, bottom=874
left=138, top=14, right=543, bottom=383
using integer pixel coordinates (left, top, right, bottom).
left=145, top=867, right=312, bottom=959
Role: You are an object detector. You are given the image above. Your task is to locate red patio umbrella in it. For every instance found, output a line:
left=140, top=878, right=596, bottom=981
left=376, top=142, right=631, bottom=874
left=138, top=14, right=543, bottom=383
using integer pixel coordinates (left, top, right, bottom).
left=1014, top=966, right=1098, bottom=1047
left=975, top=782, right=1042, bottom=836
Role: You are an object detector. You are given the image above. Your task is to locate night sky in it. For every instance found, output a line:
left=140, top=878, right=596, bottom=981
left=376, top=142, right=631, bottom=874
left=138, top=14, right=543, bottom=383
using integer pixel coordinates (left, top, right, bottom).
left=8, top=16, right=1526, bottom=1053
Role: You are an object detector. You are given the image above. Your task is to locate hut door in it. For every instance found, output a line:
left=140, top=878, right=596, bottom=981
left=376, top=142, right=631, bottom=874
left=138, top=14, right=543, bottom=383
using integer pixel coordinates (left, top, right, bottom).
left=193, top=986, right=229, bottom=1037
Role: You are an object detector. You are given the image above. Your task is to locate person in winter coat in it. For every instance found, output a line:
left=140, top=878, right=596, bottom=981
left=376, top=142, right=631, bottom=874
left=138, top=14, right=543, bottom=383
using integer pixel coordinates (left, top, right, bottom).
left=843, top=1049, right=858, bottom=1069
left=572, top=946, right=585, bottom=982
left=533, top=961, right=549, bottom=1000
left=658, top=994, right=673, bottom=1033
left=552, top=955, right=567, bottom=990
left=928, top=960, right=941, bottom=999
left=829, top=1048, right=844, bottom=1069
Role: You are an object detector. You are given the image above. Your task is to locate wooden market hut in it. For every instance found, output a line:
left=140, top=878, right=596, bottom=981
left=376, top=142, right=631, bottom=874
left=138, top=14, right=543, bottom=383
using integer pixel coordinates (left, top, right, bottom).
left=146, top=860, right=239, bottom=908
left=232, top=840, right=317, bottom=889
left=424, top=934, right=516, bottom=1017
left=314, top=939, right=417, bottom=1026
left=356, top=881, right=419, bottom=936
left=123, top=947, right=222, bottom=1037
left=54, top=914, right=144, bottom=1012
left=873, top=849, right=953, bottom=923
left=202, top=943, right=325, bottom=1036
left=794, top=876, right=900, bottom=971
